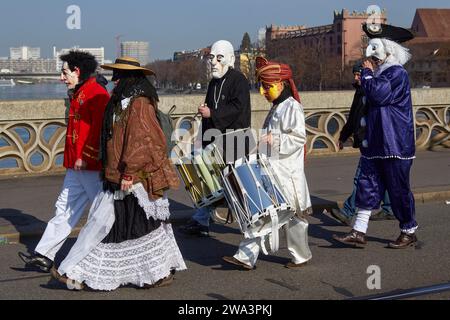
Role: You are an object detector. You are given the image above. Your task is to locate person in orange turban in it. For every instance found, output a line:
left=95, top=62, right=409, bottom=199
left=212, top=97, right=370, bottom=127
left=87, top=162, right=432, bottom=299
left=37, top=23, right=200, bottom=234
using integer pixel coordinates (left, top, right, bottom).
left=223, top=57, right=313, bottom=271
left=255, top=56, right=301, bottom=104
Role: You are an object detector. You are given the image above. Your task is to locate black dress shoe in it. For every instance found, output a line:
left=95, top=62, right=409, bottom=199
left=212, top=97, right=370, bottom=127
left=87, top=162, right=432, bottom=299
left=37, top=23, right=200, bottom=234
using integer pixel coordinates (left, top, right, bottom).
left=388, top=233, right=417, bottom=249
left=332, top=230, right=367, bottom=247
left=179, top=219, right=209, bottom=237
left=18, top=252, right=53, bottom=273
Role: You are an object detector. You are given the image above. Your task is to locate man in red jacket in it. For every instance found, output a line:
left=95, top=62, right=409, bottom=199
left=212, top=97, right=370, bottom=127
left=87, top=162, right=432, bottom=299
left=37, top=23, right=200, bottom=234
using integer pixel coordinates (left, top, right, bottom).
left=19, top=51, right=110, bottom=272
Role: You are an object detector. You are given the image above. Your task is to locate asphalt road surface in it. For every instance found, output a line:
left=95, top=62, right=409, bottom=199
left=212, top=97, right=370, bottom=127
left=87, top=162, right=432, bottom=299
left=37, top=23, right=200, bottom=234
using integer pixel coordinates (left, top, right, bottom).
left=0, top=202, right=449, bottom=301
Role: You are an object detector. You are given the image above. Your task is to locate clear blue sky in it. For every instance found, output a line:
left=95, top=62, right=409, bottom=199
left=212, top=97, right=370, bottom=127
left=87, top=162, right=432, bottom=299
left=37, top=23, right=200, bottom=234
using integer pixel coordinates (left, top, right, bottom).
left=1, top=0, right=449, bottom=61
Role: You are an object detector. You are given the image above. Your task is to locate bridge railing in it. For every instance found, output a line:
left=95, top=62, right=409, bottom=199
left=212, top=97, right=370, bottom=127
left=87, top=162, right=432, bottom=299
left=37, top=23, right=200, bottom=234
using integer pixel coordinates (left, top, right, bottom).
left=1, top=89, right=449, bottom=176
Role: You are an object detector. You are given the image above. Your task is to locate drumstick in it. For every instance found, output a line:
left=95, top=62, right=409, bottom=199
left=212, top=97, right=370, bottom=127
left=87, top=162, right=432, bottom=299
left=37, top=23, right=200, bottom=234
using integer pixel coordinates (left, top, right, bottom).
left=194, top=112, right=202, bottom=119
left=251, top=131, right=272, bottom=155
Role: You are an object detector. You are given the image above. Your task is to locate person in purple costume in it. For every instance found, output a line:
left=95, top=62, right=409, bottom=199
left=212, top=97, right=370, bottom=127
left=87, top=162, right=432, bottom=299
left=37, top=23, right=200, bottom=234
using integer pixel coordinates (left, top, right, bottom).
left=333, top=22, right=418, bottom=249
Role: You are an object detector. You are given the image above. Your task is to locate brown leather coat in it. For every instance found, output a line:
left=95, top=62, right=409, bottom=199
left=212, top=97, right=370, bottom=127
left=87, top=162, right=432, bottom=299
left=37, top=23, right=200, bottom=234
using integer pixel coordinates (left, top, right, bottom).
left=104, top=96, right=180, bottom=200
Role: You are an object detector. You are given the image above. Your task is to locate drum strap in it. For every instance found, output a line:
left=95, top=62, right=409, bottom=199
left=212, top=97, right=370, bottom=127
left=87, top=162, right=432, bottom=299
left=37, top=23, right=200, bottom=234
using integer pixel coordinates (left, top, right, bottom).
left=259, top=236, right=269, bottom=256
left=258, top=212, right=280, bottom=255
left=269, top=210, right=280, bottom=253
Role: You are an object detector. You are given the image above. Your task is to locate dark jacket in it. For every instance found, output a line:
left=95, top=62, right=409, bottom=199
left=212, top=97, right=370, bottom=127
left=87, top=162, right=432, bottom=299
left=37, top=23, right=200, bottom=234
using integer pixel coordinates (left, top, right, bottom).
left=339, top=85, right=368, bottom=149
left=202, top=68, right=251, bottom=163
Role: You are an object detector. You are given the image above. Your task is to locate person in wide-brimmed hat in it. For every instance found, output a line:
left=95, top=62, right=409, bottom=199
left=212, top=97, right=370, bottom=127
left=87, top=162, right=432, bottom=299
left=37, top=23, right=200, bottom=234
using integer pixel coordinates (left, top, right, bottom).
left=51, top=56, right=186, bottom=292
left=101, top=56, right=155, bottom=77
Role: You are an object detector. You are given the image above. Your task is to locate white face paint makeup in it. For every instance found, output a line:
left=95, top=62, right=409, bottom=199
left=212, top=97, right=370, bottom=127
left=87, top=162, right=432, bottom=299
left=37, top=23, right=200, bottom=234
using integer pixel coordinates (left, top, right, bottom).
left=366, top=39, right=387, bottom=65
left=208, top=40, right=236, bottom=79
left=60, top=62, right=80, bottom=89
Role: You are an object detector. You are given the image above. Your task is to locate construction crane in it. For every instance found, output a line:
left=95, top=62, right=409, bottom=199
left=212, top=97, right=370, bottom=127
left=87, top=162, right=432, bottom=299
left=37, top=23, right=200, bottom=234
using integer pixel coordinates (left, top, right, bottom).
left=115, top=34, right=125, bottom=58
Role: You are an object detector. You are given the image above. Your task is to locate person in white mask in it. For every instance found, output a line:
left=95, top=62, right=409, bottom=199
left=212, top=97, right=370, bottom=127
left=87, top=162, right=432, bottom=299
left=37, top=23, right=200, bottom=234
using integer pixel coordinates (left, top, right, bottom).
left=179, top=40, right=251, bottom=237
left=333, top=23, right=418, bottom=249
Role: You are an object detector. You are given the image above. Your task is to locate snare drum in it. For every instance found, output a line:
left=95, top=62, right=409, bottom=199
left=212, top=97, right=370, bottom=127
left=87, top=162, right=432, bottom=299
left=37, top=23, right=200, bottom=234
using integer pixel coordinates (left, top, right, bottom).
left=221, top=154, right=295, bottom=249
left=175, top=144, right=226, bottom=209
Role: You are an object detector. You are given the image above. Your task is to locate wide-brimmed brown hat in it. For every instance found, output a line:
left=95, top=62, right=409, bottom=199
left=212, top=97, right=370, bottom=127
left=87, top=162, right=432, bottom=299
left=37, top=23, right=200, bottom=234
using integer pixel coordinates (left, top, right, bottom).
left=101, top=56, right=155, bottom=76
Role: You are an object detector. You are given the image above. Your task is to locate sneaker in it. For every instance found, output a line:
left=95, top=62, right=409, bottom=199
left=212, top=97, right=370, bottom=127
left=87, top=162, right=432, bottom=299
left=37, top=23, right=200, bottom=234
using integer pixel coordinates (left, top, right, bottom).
left=18, top=252, right=53, bottom=273
left=179, top=219, right=209, bottom=237
left=330, top=208, right=352, bottom=226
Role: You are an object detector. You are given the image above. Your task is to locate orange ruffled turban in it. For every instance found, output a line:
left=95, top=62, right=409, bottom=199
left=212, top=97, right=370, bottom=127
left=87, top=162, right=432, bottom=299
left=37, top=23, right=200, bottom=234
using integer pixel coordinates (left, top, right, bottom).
left=255, top=57, right=301, bottom=103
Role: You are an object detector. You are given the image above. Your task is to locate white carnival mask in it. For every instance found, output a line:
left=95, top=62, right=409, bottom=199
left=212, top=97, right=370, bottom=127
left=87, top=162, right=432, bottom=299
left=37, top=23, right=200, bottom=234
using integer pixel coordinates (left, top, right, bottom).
left=366, top=38, right=412, bottom=67
left=366, top=38, right=387, bottom=62
left=208, top=40, right=235, bottom=79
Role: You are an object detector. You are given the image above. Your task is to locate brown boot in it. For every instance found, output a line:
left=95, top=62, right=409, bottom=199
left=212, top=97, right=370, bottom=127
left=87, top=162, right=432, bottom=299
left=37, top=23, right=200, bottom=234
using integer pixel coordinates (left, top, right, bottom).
left=388, top=233, right=417, bottom=249
left=285, top=261, right=308, bottom=269
left=222, top=256, right=254, bottom=270
left=332, top=230, right=367, bottom=248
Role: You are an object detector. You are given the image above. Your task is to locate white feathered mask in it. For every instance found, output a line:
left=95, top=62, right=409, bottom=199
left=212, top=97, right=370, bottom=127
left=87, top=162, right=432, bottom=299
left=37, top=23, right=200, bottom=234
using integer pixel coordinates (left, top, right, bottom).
left=366, top=38, right=412, bottom=66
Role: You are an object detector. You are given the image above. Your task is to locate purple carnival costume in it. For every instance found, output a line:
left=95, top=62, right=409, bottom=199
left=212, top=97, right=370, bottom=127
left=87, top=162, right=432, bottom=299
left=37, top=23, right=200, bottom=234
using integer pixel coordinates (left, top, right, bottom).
left=333, top=23, right=419, bottom=248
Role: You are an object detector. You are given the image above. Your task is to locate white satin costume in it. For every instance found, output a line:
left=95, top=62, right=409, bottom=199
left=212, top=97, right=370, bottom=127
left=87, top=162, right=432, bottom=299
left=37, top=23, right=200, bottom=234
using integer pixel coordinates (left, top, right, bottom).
left=232, top=96, right=313, bottom=268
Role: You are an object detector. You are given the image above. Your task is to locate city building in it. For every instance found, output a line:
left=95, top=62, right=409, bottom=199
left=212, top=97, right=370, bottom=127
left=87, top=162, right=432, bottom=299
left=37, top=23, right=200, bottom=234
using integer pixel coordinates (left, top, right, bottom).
left=0, top=58, right=56, bottom=73
left=235, top=48, right=266, bottom=88
left=173, top=48, right=210, bottom=61
left=10, top=46, right=41, bottom=60
left=266, top=9, right=388, bottom=68
left=120, top=41, right=149, bottom=65
left=405, top=8, right=450, bottom=88
left=54, top=46, right=105, bottom=71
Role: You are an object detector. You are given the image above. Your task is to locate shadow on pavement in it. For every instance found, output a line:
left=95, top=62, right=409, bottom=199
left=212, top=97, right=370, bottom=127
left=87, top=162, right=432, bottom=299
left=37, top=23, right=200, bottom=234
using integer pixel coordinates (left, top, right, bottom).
left=173, top=224, right=240, bottom=269
left=0, top=208, right=46, bottom=252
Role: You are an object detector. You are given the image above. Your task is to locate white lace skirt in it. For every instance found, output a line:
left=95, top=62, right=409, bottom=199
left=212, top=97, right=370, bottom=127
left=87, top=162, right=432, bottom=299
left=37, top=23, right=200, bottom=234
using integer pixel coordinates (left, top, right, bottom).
left=57, top=184, right=187, bottom=291
left=65, top=223, right=187, bottom=291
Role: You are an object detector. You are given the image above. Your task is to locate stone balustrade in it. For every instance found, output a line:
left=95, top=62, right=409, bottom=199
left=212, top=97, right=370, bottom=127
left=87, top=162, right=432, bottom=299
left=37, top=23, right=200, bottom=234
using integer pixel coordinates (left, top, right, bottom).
left=1, top=89, right=449, bottom=176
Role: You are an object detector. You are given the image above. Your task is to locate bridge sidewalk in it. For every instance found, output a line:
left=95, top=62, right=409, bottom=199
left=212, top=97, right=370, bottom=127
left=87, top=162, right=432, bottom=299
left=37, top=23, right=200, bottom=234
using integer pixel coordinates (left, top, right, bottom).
left=1, top=149, right=449, bottom=243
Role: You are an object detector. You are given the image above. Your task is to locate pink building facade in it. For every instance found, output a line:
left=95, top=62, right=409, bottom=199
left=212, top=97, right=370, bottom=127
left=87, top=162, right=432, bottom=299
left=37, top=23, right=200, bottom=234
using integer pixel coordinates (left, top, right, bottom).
left=266, top=9, right=387, bottom=67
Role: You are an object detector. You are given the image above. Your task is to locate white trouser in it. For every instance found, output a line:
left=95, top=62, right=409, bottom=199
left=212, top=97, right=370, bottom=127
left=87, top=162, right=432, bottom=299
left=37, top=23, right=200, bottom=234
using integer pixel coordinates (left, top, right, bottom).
left=233, top=217, right=312, bottom=268
left=35, top=169, right=102, bottom=260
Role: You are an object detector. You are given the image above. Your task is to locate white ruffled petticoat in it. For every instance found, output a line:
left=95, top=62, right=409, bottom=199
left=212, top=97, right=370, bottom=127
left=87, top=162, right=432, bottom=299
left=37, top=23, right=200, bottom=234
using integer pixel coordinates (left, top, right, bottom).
left=57, top=185, right=187, bottom=291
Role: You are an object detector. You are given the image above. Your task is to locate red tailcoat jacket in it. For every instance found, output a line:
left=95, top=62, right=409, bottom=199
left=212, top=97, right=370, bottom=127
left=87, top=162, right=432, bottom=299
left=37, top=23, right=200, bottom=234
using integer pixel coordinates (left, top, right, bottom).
left=63, top=77, right=110, bottom=171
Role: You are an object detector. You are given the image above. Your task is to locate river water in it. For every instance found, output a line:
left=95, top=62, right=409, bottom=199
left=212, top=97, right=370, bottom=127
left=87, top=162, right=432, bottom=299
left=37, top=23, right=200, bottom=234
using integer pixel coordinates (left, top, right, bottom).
left=0, top=82, right=69, bottom=100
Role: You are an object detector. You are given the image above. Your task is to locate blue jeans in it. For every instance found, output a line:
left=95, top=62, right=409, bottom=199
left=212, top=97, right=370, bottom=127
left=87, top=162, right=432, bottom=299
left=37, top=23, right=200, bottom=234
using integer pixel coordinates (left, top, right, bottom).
left=192, top=206, right=214, bottom=227
left=342, top=159, right=393, bottom=218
